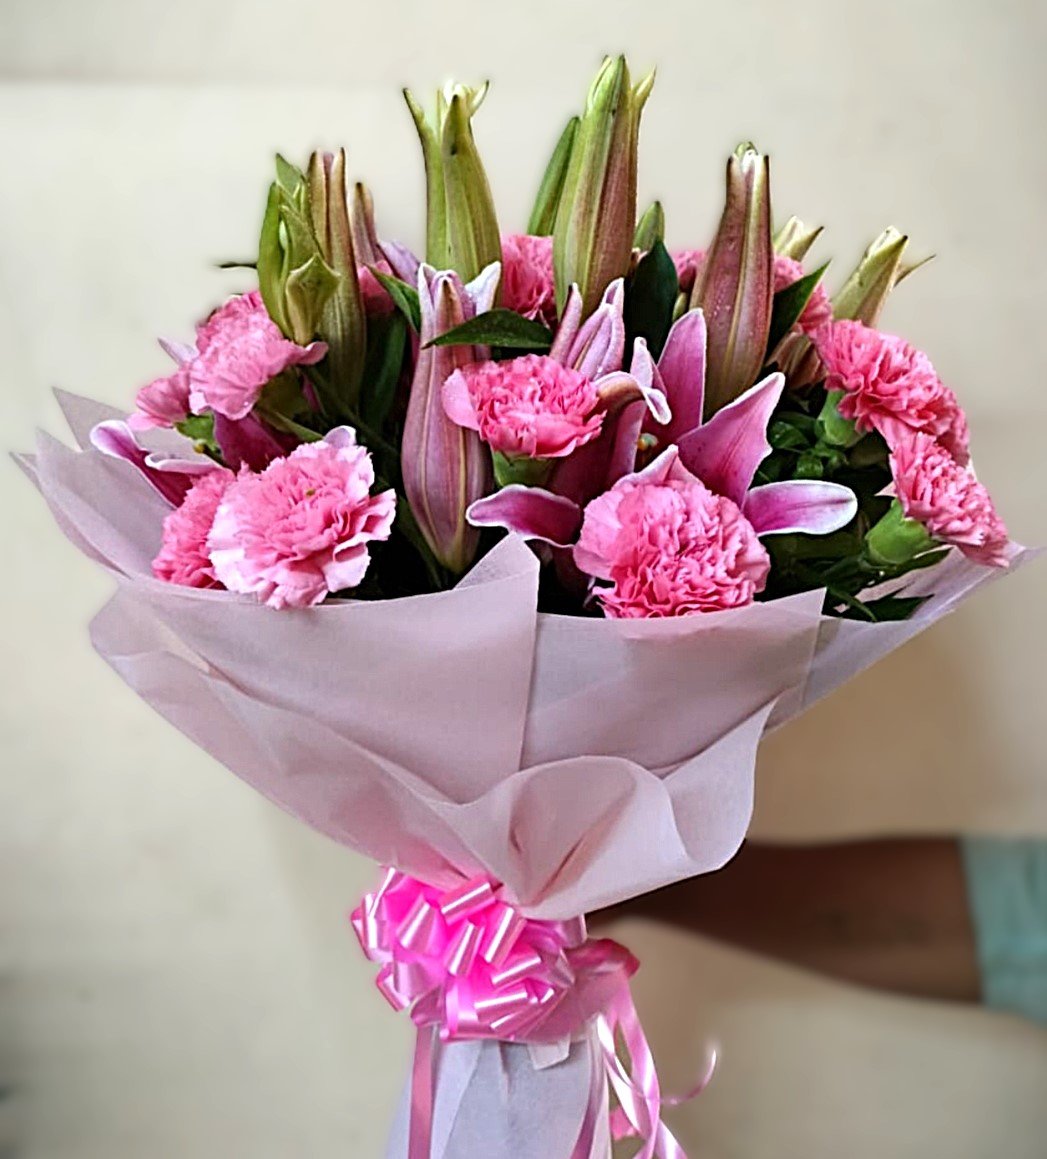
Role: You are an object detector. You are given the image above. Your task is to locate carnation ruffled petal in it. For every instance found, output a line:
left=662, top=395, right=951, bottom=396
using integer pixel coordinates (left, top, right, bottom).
left=889, top=431, right=1009, bottom=567
left=205, top=427, right=396, bottom=608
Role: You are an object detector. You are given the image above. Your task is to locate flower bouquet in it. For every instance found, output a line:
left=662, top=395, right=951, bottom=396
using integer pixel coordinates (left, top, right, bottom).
left=20, top=55, right=1032, bottom=1158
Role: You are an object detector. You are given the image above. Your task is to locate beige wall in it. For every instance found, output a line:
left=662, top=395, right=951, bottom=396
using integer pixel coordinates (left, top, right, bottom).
left=2, top=1, right=1045, bottom=1156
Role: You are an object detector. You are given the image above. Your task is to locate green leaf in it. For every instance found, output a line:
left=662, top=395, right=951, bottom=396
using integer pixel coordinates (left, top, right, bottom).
left=766, top=261, right=829, bottom=357
left=361, top=312, right=408, bottom=430
left=216, top=259, right=258, bottom=270
left=258, top=183, right=289, bottom=333
left=839, top=593, right=930, bottom=622
left=426, top=308, right=553, bottom=351
left=623, top=238, right=678, bottom=360
left=369, top=268, right=421, bottom=332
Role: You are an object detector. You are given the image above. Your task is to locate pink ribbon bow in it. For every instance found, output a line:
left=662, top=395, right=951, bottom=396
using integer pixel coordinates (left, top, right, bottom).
left=351, top=868, right=711, bottom=1158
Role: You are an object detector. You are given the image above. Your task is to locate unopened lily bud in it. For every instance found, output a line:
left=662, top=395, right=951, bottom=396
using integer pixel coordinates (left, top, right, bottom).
left=833, top=227, right=909, bottom=326
left=691, top=142, right=774, bottom=418
left=404, top=82, right=501, bottom=283
left=527, top=116, right=579, bottom=237
left=307, top=150, right=367, bottom=407
left=773, top=215, right=823, bottom=261
left=553, top=56, right=654, bottom=316
left=634, top=201, right=665, bottom=251
left=402, top=262, right=499, bottom=573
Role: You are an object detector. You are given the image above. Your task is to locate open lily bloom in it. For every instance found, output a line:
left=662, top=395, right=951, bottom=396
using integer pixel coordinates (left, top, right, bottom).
left=468, top=310, right=858, bottom=568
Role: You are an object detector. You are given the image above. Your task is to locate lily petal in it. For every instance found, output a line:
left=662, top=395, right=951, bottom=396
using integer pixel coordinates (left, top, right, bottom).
left=441, top=368, right=481, bottom=430
left=744, top=480, right=858, bottom=536
left=212, top=413, right=288, bottom=472
left=595, top=359, right=670, bottom=426
left=627, top=338, right=672, bottom=425
left=466, top=485, right=582, bottom=547
left=90, top=420, right=198, bottom=506
left=677, top=372, right=784, bottom=505
left=654, top=309, right=706, bottom=442
left=158, top=337, right=197, bottom=366
left=549, top=283, right=584, bottom=364
left=563, top=277, right=626, bottom=378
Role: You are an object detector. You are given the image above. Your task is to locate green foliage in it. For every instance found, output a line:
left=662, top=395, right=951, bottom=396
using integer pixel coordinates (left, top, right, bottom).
left=426, top=308, right=553, bottom=352
left=623, top=239, right=678, bottom=360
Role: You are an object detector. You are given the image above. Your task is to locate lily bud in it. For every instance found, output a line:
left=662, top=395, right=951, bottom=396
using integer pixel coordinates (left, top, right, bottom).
left=773, top=215, right=823, bottom=261
left=404, top=82, right=501, bottom=283
left=833, top=227, right=908, bottom=325
left=634, top=201, right=665, bottom=251
left=553, top=55, right=654, bottom=316
left=258, top=155, right=338, bottom=349
left=691, top=142, right=774, bottom=419
left=307, top=150, right=367, bottom=408
left=402, top=262, right=499, bottom=572
left=349, top=181, right=420, bottom=285
left=527, top=116, right=580, bottom=236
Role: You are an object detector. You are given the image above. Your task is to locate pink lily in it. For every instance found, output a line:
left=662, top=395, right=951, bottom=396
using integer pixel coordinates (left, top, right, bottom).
left=467, top=308, right=857, bottom=546
left=89, top=420, right=220, bottom=506
left=402, top=261, right=499, bottom=572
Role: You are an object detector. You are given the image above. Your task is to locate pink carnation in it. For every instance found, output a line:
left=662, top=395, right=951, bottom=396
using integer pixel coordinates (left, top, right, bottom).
left=573, top=472, right=770, bottom=619
left=443, top=354, right=604, bottom=460
left=152, top=468, right=234, bottom=588
left=773, top=254, right=833, bottom=334
left=815, top=320, right=970, bottom=463
left=189, top=291, right=327, bottom=421
left=500, top=234, right=557, bottom=326
left=207, top=428, right=396, bottom=609
left=889, top=431, right=1009, bottom=567
left=130, top=366, right=192, bottom=431
left=672, top=248, right=705, bottom=295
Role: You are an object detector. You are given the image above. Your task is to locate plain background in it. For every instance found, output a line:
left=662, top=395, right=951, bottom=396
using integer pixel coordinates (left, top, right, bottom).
left=2, top=1, right=1046, bottom=1155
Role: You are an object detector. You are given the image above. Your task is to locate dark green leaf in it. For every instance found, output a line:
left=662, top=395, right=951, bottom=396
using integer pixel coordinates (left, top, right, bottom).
left=369, top=269, right=421, bottom=332
left=768, top=420, right=810, bottom=451
left=623, top=238, right=678, bottom=360
left=839, top=593, right=930, bottom=622
left=175, top=414, right=216, bottom=444
left=426, top=308, right=553, bottom=351
left=216, top=259, right=258, bottom=270
left=361, top=312, right=408, bottom=430
left=766, top=261, right=830, bottom=357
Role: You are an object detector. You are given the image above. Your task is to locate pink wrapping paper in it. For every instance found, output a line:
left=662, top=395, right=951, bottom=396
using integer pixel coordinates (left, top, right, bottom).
left=20, top=391, right=1037, bottom=1156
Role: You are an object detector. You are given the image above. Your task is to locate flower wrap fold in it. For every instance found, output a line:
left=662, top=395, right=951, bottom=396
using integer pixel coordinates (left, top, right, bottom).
left=353, top=869, right=702, bottom=1158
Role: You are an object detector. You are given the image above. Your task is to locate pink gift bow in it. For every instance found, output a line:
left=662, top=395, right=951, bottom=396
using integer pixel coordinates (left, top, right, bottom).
left=351, top=868, right=714, bottom=1158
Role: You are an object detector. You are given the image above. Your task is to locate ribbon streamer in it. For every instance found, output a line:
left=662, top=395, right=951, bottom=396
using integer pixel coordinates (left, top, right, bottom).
left=352, top=869, right=709, bottom=1158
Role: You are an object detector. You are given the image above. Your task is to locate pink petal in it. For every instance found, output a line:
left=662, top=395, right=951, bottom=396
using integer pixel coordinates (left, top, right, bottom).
left=677, top=372, right=784, bottom=505
left=594, top=362, right=670, bottom=426
left=213, top=412, right=288, bottom=472
left=620, top=339, right=672, bottom=425
left=563, top=277, right=626, bottom=378
left=744, top=480, right=858, bottom=536
left=158, top=336, right=198, bottom=366
left=89, top=420, right=193, bottom=506
left=441, top=369, right=482, bottom=431
left=549, top=284, right=584, bottom=364
left=655, top=309, right=706, bottom=442
left=466, top=486, right=582, bottom=547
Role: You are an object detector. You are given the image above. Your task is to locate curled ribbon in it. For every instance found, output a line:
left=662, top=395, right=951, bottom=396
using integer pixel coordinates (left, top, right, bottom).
left=351, top=868, right=710, bottom=1158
